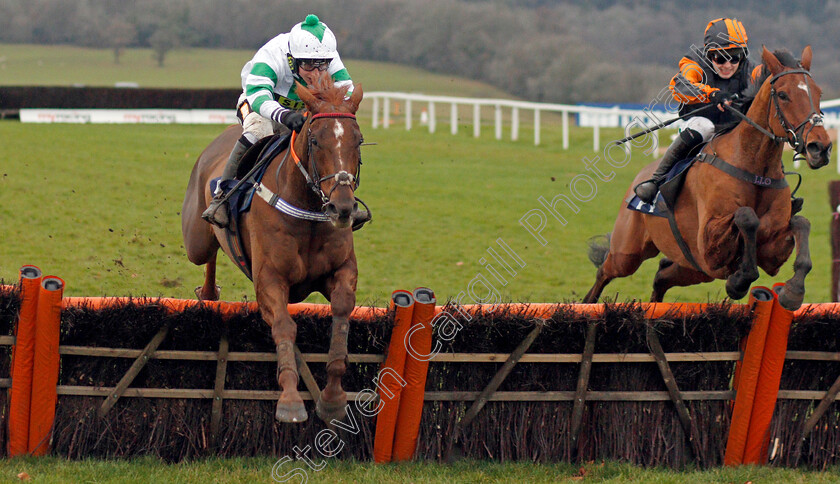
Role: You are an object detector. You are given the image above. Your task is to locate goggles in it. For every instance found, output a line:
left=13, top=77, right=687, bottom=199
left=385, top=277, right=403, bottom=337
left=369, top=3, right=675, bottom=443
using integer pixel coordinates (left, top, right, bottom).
left=707, top=49, right=745, bottom=65
left=298, top=59, right=331, bottom=72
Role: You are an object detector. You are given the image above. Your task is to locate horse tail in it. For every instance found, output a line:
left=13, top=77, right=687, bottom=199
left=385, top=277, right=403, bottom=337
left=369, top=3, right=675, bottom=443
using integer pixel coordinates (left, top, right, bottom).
left=586, top=233, right=611, bottom=268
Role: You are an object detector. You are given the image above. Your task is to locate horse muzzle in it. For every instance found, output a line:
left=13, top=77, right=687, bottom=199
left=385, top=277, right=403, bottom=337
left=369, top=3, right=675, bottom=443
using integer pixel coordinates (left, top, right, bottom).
left=324, top=198, right=357, bottom=228
left=805, top=140, right=832, bottom=169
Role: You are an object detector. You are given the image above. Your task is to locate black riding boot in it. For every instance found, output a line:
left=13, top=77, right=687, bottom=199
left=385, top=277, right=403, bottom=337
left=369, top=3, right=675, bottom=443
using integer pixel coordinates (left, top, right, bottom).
left=634, top=128, right=703, bottom=204
left=201, top=137, right=252, bottom=228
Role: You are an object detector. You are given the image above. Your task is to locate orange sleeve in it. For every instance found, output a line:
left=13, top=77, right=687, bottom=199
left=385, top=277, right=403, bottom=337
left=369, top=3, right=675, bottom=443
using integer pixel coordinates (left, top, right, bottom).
left=669, top=57, right=717, bottom=104
left=750, top=64, right=765, bottom=83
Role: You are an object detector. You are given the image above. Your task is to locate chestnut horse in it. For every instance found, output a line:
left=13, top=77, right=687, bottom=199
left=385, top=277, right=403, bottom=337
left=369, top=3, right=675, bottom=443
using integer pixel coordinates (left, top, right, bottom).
left=584, top=46, right=832, bottom=310
left=182, top=75, right=364, bottom=423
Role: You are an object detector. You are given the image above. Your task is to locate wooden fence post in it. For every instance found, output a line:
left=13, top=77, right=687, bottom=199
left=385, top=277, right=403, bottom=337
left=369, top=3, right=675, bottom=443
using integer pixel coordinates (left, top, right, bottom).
left=210, top=333, right=229, bottom=448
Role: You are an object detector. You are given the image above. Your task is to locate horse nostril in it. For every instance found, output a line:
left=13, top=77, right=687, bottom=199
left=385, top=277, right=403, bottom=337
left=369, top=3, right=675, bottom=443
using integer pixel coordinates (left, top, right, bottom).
left=325, top=203, right=338, bottom=216
left=352, top=201, right=359, bottom=213
left=806, top=141, right=825, bottom=158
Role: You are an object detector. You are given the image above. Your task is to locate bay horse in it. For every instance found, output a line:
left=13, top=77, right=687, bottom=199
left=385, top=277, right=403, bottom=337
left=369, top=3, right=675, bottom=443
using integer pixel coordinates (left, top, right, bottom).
left=182, top=73, right=364, bottom=423
left=584, top=46, right=832, bottom=310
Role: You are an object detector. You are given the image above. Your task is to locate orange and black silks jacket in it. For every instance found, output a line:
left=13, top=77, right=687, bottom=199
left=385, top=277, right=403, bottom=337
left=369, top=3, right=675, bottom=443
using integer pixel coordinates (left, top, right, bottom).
left=669, top=51, right=764, bottom=127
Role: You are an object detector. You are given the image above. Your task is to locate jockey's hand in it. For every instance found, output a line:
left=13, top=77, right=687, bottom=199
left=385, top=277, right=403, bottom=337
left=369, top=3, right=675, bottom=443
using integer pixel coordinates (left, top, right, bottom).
left=709, top=90, right=736, bottom=111
left=279, top=111, right=305, bottom=132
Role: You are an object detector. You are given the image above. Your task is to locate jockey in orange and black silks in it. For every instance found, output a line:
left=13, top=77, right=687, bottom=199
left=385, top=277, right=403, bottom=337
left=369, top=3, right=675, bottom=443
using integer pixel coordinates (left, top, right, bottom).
left=670, top=18, right=764, bottom=127
left=634, top=18, right=764, bottom=204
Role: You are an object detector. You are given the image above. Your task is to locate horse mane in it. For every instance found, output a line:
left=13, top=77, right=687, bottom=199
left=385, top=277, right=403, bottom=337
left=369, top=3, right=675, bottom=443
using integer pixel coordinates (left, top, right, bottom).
left=752, top=48, right=801, bottom=87
left=742, top=48, right=801, bottom=102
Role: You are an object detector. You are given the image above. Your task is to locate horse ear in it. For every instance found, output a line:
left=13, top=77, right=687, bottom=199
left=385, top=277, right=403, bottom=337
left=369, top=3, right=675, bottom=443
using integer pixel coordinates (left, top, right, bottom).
left=297, top=81, right=316, bottom=107
left=800, top=45, right=812, bottom=70
left=348, top=84, right=363, bottom=114
left=761, top=45, right=783, bottom=75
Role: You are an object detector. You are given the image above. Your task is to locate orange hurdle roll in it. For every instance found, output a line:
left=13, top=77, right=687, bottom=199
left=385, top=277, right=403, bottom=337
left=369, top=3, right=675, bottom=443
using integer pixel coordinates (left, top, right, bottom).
left=373, top=290, right=414, bottom=463
left=392, top=287, right=436, bottom=462
left=28, top=276, right=64, bottom=456
left=743, top=283, right=795, bottom=464
left=8, top=266, right=42, bottom=456
left=725, top=286, right=775, bottom=466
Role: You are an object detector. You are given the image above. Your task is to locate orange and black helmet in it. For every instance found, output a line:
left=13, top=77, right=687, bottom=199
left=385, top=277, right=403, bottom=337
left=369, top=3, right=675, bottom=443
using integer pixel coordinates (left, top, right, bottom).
left=704, top=18, right=748, bottom=52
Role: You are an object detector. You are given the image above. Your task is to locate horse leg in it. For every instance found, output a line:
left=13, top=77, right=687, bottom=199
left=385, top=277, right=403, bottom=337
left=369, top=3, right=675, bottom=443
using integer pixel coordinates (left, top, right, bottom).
left=651, top=257, right=714, bottom=302
left=194, top=252, right=222, bottom=301
left=724, top=207, right=761, bottom=300
left=258, top=283, right=307, bottom=423
left=776, top=215, right=812, bottom=310
left=583, top=250, right=652, bottom=303
left=583, top=213, right=659, bottom=303
left=316, top=265, right=356, bottom=422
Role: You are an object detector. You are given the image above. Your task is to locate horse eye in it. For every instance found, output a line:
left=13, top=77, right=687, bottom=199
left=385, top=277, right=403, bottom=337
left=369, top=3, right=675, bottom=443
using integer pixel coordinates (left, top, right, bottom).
left=310, top=137, right=319, bottom=146
left=778, top=91, right=789, bottom=101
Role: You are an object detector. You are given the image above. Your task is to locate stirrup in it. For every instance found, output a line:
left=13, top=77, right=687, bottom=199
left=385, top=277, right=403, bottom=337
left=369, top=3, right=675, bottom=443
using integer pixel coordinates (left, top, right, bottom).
left=351, top=202, right=372, bottom=232
left=791, top=197, right=804, bottom=216
left=201, top=198, right=229, bottom=228
left=633, top=178, right=659, bottom=204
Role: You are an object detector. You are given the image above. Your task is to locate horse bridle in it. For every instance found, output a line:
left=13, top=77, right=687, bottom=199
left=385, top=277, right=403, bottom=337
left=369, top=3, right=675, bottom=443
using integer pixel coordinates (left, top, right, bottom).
left=288, top=112, right=362, bottom=209
left=724, top=67, right=824, bottom=155
left=768, top=68, right=824, bottom=153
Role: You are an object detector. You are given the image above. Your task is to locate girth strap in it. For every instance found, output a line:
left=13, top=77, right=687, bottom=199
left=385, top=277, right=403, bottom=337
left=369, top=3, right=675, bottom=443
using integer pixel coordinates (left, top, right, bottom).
left=663, top=204, right=707, bottom=275
left=696, top=153, right=788, bottom=189
left=254, top=182, right=331, bottom=222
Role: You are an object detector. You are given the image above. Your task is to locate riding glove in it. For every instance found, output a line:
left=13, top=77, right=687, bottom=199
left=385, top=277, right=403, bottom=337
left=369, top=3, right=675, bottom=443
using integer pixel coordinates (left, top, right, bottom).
left=279, top=110, right=305, bottom=132
left=708, top=90, right=736, bottom=107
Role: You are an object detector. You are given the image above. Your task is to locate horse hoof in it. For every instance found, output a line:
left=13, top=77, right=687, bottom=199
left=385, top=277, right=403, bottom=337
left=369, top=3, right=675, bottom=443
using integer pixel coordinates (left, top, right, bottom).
left=776, top=287, right=804, bottom=311
left=275, top=400, right=308, bottom=423
left=315, top=395, right=347, bottom=423
left=194, top=285, right=221, bottom=301
left=725, top=283, right=749, bottom=301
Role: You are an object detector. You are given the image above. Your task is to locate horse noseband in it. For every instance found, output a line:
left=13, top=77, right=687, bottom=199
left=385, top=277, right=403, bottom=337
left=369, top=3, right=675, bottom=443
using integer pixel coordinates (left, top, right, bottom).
left=335, top=171, right=355, bottom=186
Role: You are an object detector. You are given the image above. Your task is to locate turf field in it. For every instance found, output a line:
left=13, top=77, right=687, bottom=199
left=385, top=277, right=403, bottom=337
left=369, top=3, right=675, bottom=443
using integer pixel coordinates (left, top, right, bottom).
left=1, top=118, right=836, bottom=306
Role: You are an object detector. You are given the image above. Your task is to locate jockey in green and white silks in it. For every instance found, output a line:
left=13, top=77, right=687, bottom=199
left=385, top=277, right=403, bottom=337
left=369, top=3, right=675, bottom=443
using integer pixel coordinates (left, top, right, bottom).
left=202, top=14, right=354, bottom=228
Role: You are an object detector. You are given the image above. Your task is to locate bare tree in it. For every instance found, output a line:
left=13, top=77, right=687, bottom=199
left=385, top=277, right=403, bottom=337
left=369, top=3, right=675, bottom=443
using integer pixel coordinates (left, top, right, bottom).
left=149, top=27, right=179, bottom=67
left=104, top=19, right=138, bottom=65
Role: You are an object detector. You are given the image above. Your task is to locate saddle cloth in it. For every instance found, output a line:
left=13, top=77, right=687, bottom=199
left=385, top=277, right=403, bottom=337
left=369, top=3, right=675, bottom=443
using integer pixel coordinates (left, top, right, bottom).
left=625, top=156, right=696, bottom=217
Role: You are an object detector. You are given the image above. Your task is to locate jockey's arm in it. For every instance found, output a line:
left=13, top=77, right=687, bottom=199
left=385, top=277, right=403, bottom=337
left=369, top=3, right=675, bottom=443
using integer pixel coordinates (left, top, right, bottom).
left=243, top=63, right=292, bottom=124
left=669, top=57, right=717, bottom=105
left=327, top=54, right=354, bottom=97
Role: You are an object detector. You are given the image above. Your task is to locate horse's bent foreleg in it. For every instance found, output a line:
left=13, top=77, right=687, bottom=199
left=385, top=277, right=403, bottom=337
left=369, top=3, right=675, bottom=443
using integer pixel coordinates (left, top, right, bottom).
left=258, top=282, right=307, bottom=423
left=583, top=251, right=652, bottom=303
left=195, top=253, right=222, bottom=301
left=316, top=265, right=357, bottom=422
left=650, top=257, right=714, bottom=302
left=777, top=215, right=812, bottom=310
left=725, top=207, right=760, bottom=300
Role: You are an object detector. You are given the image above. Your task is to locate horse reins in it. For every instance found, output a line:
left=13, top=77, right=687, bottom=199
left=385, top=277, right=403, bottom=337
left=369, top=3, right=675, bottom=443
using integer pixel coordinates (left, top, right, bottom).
left=289, top=112, right=360, bottom=209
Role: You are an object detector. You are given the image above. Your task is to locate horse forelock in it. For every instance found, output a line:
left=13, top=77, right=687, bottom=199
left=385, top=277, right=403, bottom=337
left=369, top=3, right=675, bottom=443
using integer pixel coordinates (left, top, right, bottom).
left=772, top=49, right=799, bottom=68
left=752, top=48, right=803, bottom=90
left=303, top=75, right=352, bottom=113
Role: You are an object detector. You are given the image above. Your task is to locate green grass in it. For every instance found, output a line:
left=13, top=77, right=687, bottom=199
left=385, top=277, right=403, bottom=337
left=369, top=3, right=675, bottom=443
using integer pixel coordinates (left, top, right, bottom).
left=1, top=456, right=838, bottom=483
left=1, top=120, right=836, bottom=305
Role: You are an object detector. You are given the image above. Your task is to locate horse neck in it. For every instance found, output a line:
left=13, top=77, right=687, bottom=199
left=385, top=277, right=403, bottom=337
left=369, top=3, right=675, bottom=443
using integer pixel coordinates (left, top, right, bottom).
left=721, top=82, right=785, bottom=178
left=271, top=127, right=320, bottom=209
